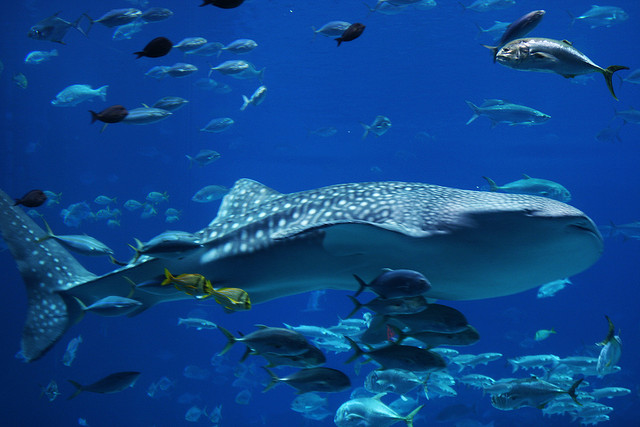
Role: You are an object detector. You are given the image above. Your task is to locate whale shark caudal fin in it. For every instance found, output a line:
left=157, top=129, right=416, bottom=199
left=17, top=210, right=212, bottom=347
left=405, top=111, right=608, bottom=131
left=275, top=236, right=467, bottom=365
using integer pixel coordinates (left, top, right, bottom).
left=0, top=189, right=96, bottom=362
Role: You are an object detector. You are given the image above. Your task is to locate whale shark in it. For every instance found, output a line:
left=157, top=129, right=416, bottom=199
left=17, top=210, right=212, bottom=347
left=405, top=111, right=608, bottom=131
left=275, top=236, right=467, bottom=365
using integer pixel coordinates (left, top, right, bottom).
left=0, top=178, right=602, bottom=362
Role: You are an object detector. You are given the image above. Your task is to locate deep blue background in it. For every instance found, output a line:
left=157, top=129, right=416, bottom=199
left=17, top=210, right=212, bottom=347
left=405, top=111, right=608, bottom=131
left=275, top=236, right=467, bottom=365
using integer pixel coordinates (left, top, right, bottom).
left=1, top=1, right=639, bottom=425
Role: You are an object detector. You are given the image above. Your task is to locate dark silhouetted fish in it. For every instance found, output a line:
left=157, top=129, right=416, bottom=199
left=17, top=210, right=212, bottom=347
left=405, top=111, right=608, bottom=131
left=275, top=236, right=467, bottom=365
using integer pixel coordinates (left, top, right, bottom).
left=68, top=371, right=141, bottom=399
left=336, top=23, right=365, bottom=46
left=483, top=10, right=545, bottom=62
left=262, top=367, right=351, bottom=393
left=353, top=269, right=431, bottom=298
left=200, top=0, right=246, bottom=8
left=90, top=105, right=129, bottom=124
left=134, top=37, right=173, bottom=59
left=27, top=12, right=88, bottom=44
left=14, top=190, right=47, bottom=208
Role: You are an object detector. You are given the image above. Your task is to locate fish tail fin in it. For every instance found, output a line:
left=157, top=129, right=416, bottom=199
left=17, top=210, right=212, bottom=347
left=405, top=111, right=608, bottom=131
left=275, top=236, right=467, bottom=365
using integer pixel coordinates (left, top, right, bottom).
left=89, top=110, right=99, bottom=124
left=352, top=274, right=368, bottom=297
left=481, top=44, right=499, bottom=63
left=258, top=68, right=265, bottom=83
left=465, top=101, right=481, bottom=125
left=404, top=404, right=424, bottom=427
left=97, top=85, right=108, bottom=102
left=566, top=10, right=576, bottom=27
left=474, top=23, right=485, bottom=37
left=336, top=37, right=343, bottom=47
left=261, top=367, right=280, bottom=392
left=67, top=380, right=84, bottom=400
left=80, top=13, right=94, bottom=36
left=217, top=325, right=237, bottom=355
left=360, top=123, right=370, bottom=139
left=311, top=26, right=317, bottom=41
left=482, top=176, right=499, bottom=192
left=600, top=315, right=615, bottom=345
left=160, top=267, right=173, bottom=286
left=567, top=378, right=583, bottom=406
left=602, top=66, right=629, bottom=100
left=508, top=360, right=518, bottom=373
left=345, top=295, right=362, bottom=319
left=240, top=95, right=250, bottom=111
left=344, top=336, right=364, bottom=364
left=133, top=51, right=145, bottom=59
left=0, top=189, right=95, bottom=362
left=458, top=1, right=468, bottom=11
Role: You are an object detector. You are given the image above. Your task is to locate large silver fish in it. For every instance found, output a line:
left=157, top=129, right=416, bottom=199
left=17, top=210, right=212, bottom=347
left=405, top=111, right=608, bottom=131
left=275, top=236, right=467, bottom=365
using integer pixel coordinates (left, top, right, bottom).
left=0, top=179, right=602, bottom=362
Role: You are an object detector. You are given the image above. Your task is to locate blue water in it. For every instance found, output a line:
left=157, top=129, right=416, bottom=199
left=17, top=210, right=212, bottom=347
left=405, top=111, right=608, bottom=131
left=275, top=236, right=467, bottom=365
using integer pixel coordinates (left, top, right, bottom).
left=1, top=1, right=639, bottom=425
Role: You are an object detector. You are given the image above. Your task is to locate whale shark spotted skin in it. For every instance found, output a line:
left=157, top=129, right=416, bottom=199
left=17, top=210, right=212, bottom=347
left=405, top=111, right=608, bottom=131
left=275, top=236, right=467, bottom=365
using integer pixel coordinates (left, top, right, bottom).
left=0, top=179, right=602, bottom=362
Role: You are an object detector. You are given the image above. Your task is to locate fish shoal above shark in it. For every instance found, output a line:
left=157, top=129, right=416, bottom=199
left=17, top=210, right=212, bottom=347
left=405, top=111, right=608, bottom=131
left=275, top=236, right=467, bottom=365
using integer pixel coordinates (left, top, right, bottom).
left=0, top=178, right=603, bottom=362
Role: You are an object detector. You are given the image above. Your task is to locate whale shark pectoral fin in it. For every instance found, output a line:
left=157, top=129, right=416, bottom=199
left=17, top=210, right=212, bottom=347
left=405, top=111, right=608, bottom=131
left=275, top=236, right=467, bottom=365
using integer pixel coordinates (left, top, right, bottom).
left=0, top=188, right=97, bottom=362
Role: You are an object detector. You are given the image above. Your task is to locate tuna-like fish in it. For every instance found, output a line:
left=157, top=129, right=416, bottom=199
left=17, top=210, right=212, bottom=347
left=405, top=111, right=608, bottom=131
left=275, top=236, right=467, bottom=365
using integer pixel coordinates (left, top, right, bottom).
left=68, top=371, right=141, bottom=399
left=466, top=99, right=550, bottom=127
left=570, top=6, right=628, bottom=29
left=495, top=38, right=628, bottom=100
left=122, top=107, right=172, bottom=124
left=0, top=179, right=602, bottom=362
left=483, top=175, right=571, bottom=202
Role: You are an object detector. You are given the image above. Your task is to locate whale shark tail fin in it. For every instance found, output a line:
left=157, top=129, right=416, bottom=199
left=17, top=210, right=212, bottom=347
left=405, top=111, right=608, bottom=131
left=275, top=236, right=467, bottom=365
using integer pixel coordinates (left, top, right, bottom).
left=0, top=189, right=94, bottom=362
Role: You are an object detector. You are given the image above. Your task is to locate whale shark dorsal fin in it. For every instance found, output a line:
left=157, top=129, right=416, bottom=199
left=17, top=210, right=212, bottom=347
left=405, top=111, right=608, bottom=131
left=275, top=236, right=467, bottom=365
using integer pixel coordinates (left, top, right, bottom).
left=211, top=179, right=283, bottom=224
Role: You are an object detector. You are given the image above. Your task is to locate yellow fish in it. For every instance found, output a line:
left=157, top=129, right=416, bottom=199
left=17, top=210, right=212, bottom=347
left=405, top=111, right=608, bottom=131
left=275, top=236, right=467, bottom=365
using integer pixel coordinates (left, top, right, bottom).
left=211, top=287, right=251, bottom=311
left=161, top=268, right=214, bottom=299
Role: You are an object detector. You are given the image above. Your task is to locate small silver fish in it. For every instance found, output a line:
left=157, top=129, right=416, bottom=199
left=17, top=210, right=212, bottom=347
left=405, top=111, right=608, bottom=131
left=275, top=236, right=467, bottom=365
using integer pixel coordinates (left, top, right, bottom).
left=361, top=115, right=392, bottom=139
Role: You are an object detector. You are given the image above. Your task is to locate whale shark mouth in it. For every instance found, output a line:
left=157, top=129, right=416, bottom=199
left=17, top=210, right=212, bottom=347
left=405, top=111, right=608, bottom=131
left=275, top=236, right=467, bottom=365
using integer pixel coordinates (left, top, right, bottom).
left=0, top=179, right=602, bottom=362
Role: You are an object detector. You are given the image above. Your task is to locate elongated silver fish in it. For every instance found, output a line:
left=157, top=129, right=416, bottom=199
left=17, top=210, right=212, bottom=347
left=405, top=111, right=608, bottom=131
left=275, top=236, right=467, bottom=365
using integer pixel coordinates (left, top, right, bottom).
left=0, top=178, right=602, bottom=361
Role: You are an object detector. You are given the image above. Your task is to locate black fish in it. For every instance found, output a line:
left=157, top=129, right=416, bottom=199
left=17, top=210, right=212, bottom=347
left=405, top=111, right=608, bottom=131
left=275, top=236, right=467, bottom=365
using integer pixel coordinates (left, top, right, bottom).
left=134, top=37, right=172, bottom=59
left=262, top=367, right=351, bottom=393
left=484, top=10, right=545, bottom=62
left=200, top=0, right=245, bottom=8
left=27, top=12, right=88, bottom=44
left=68, top=371, right=141, bottom=399
left=89, top=105, right=129, bottom=124
left=336, top=23, right=365, bottom=47
left=353, top=269, right=431, bottom=299
left=14, top=190, right=47, bottom=208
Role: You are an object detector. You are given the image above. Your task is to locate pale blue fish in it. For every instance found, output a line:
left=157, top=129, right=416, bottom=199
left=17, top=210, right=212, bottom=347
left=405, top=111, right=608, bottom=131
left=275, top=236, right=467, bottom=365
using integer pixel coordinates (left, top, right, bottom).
left=312, top=21, right=352, bottom=39
left=466, top=99, right=550, bottom=127
left=131, top=230, right=201, bottom=261
left=79, top=296, right=142, bottom=317
left=191, top=185, right=229, bottom=203
left=112, top=20, right=146, bottom=40
left=152, top=96, right=188, bottom=111
left=173, top=37, right=207, bottom=52
left=570, top=5, right=628, bottom=29
left=483, top=174, right=571, bottom=202
left=200, top=117, right=234, bottom=133
left=122, top=107, right=172, bottom=124
left=124, top=199, right=143, bottom=211
left=222, top=38, right=258, bottom=54
left=597, top=315, right=621, bottom=375
left=460, top=0, right=514, bottom=13
left=0, top=179, right=602, bottom=361
left=86, top=9, right=142, bottom=29
left=210, top=60, right=249, bottom=76
left=37, top=218, right=114, bottom=257
left=186, top=41, right=224, bottom=57
left=62, top=335, right=83, bottom=367
left=186, top=149, right=221, bottom=167
left=166, top=63, right=198, bottom=78
left=240, top=85, right=267, bottom=111
left=145, top=66, right=170, bottom=79
left=140, top=7, right=173, bottom=22
left=24, top=49, right=59, bottom=64
left=51, top=84, right=108, bottom=107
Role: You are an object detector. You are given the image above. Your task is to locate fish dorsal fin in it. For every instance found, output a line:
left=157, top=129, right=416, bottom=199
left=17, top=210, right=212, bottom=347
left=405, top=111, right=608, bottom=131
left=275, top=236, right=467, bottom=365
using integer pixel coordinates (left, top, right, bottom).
left=522, top=174, right=531, bottom=179
left=562, top=40, right=573, bottom=46
left=211, top=179, right=283, bottom=225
